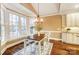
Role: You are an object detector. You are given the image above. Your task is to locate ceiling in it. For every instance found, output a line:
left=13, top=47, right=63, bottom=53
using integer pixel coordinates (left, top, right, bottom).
left=31, top=3, right=79, bottom=17
left=2, top=3, right=79, bottom=17
left=60, top=3, right=79, bottom=14
left=2, top=3, right=36, bottom=16
left=31, top=3, right=60, bottom=17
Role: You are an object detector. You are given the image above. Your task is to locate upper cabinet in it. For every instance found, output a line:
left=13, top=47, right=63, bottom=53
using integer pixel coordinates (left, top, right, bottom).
left=66, top=13, right=79, bottom=27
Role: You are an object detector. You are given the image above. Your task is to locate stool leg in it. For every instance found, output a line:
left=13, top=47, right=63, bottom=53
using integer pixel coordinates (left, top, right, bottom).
left=38, top=42, right=41, bottom=55
left=24, top=39, right=27, bottom=55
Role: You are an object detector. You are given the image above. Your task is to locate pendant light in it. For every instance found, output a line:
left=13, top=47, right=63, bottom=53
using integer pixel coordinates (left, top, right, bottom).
left=35, top=3, right=43, bottom=23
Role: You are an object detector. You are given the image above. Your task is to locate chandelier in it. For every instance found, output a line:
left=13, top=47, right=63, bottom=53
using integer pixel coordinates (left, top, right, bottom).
left=34, top=3, right=44, bottom=32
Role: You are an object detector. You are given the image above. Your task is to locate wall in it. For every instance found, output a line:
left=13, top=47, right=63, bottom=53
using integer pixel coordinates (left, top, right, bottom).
left=42, top=15, right=62, bottom=40
left=42, top=15, right=62, bottom=31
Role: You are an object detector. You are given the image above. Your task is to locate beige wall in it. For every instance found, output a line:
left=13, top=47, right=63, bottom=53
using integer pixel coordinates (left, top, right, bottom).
left=42, top=15, right=62, bottom=31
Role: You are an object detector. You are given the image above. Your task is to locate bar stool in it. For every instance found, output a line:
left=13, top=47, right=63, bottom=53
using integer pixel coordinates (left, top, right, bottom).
left=30, top=41, right=38, bottom=55
left=35, top=42, right=39, bottom=54
left=35, top=42, right=38, bottom=45
left=24, top=41, right=30, bottom=55
left=26, top=36, right=31, bottom=39
left=26, top=41, right=34, bottom=55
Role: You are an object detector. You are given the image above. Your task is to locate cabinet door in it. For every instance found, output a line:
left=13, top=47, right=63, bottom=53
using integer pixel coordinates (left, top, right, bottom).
left=66, top=13, right=79, bottom=27
left=72, top=34, right=77, bottom=44
left=67, top=14, right=75, bottom=27
left=76, top=14, right=79, bottom=27
left=67, top=33, right=74, bottom=43
left=62, top=33, right=67, bottom=42
left=75, top=34, right=79, bottom=44
left=71, top=15, right=76, bottom=27
left=67, top=15, right=72, bottom=27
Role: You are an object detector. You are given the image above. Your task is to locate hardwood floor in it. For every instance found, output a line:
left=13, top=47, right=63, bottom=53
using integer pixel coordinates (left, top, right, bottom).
left=3, top=40, right=79, bottom=55
left=3, top=42, right=24, bottom=55
left=50, top=40, right=79, bottom=55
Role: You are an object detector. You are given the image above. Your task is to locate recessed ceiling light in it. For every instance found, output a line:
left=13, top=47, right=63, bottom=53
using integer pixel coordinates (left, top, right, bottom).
left=75, top=4, right=79, bottom=8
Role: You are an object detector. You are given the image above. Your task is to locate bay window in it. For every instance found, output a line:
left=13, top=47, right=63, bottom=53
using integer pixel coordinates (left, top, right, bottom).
left=1, top=4, right=28, bottom=43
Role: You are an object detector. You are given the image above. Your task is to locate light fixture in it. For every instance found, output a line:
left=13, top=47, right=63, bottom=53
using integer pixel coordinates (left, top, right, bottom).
left=34, top=3, right=44, bottom=35
left=35, top=3, right=43, bottom=23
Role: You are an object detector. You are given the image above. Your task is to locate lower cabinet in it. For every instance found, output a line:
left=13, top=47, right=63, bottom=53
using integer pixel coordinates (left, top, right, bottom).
left=62, top=32, right=79, bottom=45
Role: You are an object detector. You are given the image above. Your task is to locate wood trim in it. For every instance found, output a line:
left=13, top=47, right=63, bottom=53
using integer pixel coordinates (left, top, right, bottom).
left=21, top=3, right=37, bottom=15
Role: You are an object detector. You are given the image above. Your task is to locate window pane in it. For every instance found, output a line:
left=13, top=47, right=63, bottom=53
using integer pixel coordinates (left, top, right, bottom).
left=1, top=26, right=5, bottom=41
left=1, top=8, right=5, bottom=42
left=21, top=17, right=26, bottom=26
left=1, top=9, right=5, bottom=25
left=30, top=17, right=35, bottom=34
left=21, top=17, right=26, bottom=34
left=9, top=14, right=19, bottom=38
left=9, top=14, right=13, bottom=25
